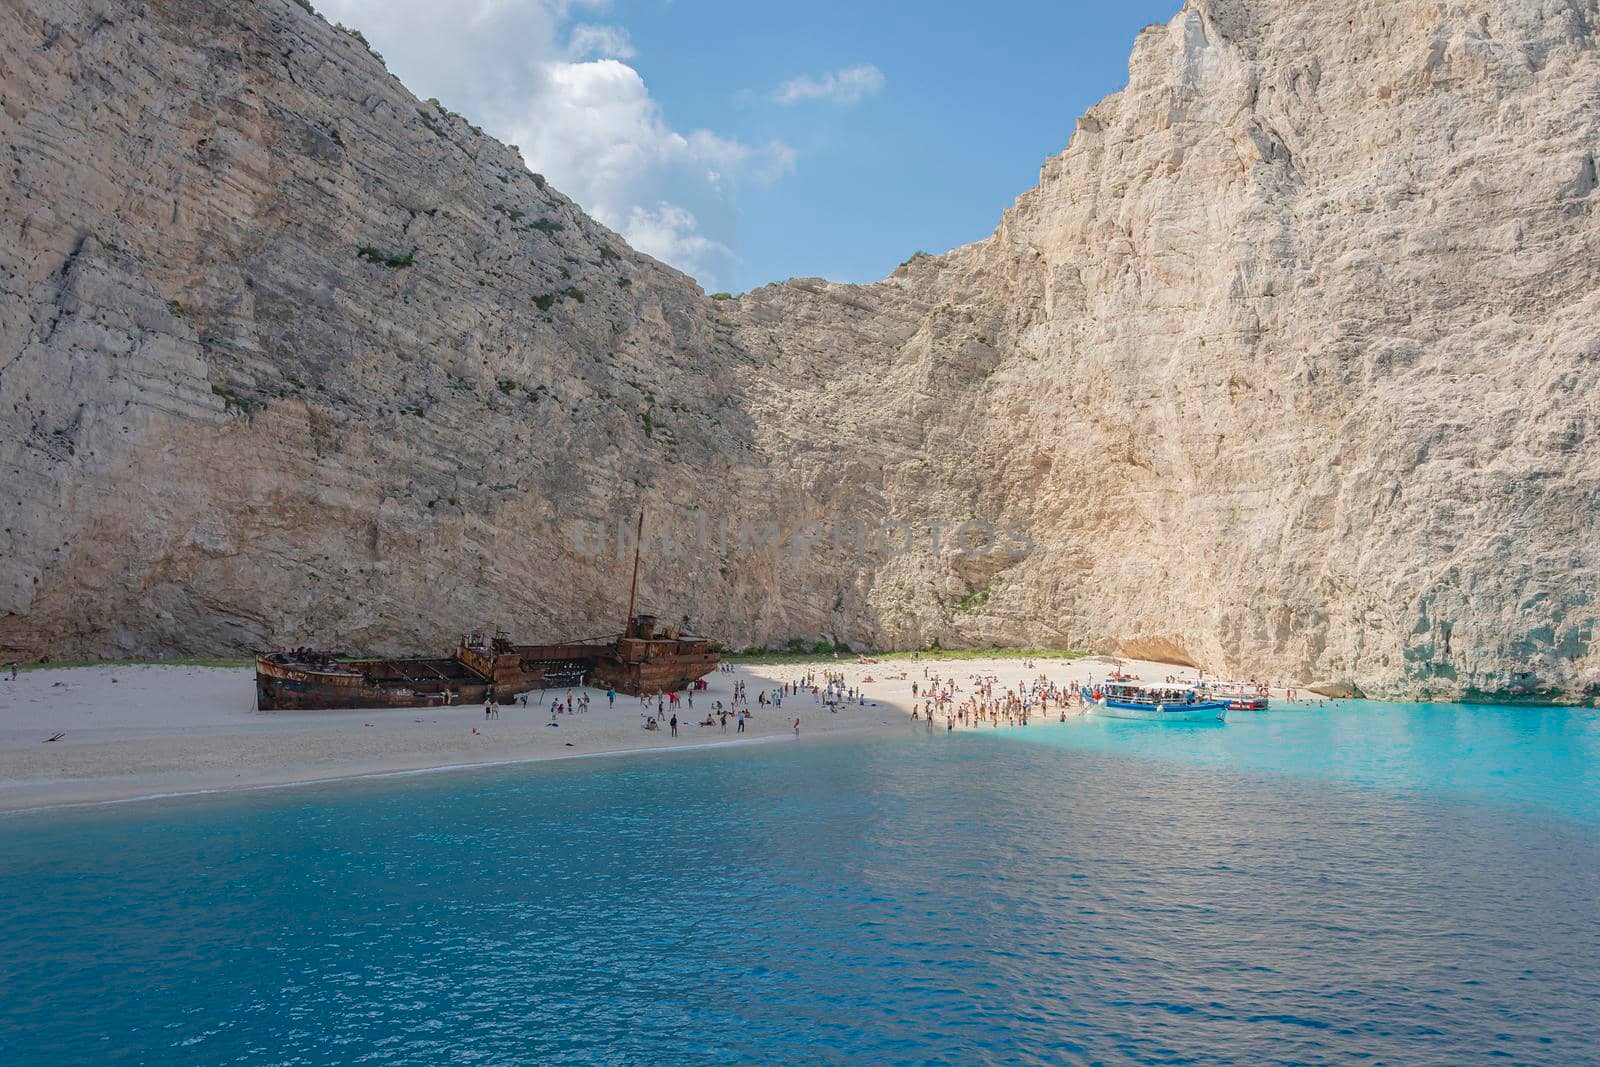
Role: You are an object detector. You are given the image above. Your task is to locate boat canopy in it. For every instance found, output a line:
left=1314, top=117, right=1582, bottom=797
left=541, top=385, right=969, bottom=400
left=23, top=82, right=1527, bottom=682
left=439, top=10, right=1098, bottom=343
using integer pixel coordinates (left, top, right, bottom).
left=1103, top=680, right=1198, bottom=693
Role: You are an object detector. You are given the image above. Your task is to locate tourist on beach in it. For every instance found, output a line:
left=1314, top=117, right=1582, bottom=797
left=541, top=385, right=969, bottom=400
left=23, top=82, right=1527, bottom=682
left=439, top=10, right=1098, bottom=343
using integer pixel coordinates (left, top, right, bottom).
left=670, top=713, right=678, bottom=737
left=737, top=711, right=746, bottom=733
left=607, top=688, right=615, bottom=707
left=792, top=716, right=801, bottom=735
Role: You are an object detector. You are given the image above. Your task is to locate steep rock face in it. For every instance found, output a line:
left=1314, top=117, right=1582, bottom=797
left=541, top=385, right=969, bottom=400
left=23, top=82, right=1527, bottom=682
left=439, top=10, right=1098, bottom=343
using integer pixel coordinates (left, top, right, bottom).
left=2, top=0, right=1597, bottom=702
left=727, top=0, right=1600, bottom=701
left=0, top=0, right=771, bottom=655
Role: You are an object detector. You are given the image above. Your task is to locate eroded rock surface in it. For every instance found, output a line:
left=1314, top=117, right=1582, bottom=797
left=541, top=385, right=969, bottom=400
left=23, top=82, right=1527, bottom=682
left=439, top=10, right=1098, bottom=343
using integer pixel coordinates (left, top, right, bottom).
left=2, top=0, right=1596, bottom=701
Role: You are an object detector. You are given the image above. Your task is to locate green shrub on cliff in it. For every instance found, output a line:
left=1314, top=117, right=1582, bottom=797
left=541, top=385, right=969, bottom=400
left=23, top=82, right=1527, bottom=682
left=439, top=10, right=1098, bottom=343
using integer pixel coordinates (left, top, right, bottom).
left=334, top=23, right=384, bottom=64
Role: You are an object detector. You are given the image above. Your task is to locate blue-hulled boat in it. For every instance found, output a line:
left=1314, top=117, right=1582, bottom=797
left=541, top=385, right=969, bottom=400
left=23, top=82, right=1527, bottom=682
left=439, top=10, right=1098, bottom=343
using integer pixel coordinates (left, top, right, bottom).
left=1080, top=680, right=1229, bottom=722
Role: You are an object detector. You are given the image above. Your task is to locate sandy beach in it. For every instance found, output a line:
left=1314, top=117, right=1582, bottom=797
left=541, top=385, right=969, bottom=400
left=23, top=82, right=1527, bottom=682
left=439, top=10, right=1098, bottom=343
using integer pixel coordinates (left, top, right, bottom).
left=0, top=654, right=1250, bottom=813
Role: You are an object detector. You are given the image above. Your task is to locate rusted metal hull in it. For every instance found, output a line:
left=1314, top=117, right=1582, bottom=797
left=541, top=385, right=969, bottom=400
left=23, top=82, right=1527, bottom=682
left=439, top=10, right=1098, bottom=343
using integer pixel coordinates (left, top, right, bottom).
left=256, top=627, right=718, bottom=710
left=259, top=510, right=718, bottom=710
left=587, top=630, right=719, bottom=697
left=589, top=650, right=721, bottom=697
left=255, top=655, right=491, bottom=711
left=461, top=642, right=603, bottom=694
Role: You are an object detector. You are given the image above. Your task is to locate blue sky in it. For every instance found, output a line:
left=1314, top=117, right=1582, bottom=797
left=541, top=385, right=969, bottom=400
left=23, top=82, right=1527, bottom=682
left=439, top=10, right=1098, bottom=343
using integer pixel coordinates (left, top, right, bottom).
left=318, top=0, right=1179, bottom=293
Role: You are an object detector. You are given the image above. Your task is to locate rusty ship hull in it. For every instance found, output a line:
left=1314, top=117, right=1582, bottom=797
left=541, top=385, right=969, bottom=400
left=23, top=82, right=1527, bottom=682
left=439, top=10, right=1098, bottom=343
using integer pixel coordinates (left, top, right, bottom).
left=255, top=654, right=489, bottom=711
left=257, top=617, right=717, bottom=711
left=589, top=639, right=720, bottom=697
left=257, top=511, right=717, bottom=711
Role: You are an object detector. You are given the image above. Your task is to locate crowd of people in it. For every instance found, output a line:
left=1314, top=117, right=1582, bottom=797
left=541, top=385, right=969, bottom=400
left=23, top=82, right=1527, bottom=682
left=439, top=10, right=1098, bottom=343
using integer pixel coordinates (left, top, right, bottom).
left=906, top=667, right=1084, bottom=730
left=467, top=658, right=1316, bottom=746
left=509, top=661, right=1101, bottom=741
left=632, top=667, right=895, bottom=738
left=639, top=676, right=776, bottom=735
left=774, top=670, right=877, bottom=713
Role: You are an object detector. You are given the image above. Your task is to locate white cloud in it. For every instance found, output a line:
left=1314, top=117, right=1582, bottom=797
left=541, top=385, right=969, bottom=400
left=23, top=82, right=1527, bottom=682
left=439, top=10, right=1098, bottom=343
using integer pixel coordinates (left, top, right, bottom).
left=773, top=64, right=885, bottom=106
left=314, top=0, right=790, bottom=288
left=566, top=23, right=636, bottom=60
left=622, top=204, right=732, bottom=282
left=499, top=58, right=792, bottom=285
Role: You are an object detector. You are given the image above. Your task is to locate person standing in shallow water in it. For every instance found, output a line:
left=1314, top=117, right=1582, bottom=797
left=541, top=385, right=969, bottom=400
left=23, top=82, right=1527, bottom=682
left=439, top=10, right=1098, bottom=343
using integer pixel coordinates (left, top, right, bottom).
left=792, top=716, right=800, bottom=736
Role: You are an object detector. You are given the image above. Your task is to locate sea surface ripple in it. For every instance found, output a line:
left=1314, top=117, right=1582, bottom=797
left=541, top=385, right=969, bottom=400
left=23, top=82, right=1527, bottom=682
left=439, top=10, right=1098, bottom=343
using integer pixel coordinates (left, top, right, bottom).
left=1, top=701, right=1596, bottom=1064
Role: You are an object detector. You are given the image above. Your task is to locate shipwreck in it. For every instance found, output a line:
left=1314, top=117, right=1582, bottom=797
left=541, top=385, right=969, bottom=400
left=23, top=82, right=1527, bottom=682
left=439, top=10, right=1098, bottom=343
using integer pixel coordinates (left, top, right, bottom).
left=255, top=513, right=719, bottom=710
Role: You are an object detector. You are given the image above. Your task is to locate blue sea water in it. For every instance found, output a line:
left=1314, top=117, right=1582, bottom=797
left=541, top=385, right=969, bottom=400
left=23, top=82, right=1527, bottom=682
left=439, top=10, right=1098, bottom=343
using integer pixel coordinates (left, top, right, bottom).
left=1, top=700, right=1596, bottom=1065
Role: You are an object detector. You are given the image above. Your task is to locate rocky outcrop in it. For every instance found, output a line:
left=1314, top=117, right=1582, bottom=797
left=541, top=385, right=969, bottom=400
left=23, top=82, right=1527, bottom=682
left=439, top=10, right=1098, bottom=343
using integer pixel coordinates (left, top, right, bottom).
left=2, top=0, right=1597, bottom=702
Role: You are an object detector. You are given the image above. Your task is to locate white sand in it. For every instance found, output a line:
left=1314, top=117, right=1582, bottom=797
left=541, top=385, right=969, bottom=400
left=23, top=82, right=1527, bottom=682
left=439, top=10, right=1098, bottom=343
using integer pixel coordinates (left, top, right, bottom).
left=0, top=654, right=1265, bottom=812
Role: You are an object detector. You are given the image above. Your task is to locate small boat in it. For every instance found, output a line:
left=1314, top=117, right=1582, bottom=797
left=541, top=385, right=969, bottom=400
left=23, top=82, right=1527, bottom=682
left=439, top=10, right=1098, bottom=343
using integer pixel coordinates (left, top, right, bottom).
left=1204, top=684, right=1271, bottom=711
left=1079, top=680, right=1229, bottom=722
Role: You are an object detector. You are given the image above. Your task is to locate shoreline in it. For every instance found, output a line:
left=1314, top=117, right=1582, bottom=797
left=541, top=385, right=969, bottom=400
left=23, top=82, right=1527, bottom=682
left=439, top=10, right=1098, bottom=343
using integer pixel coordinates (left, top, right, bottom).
left=0, top=730, right=823, bottom=818
left=0, top=654, right=1252, bottom=814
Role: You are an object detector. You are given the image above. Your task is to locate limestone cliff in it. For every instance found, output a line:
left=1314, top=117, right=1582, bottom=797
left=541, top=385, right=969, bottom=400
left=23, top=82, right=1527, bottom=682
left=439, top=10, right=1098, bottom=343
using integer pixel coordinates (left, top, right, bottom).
left=729, top=0, right=1600, bottom=702
left=1, top=0, right=759, bottom=659
left=2, top=0, right=1597, bottom=702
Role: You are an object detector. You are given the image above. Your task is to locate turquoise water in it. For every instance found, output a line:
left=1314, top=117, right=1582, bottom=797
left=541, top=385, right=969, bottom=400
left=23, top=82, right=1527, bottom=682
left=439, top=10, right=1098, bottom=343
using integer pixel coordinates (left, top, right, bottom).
left=1005, top=699, right=1600, bottom=821
left=1, top=701, right=1596, bottom=1065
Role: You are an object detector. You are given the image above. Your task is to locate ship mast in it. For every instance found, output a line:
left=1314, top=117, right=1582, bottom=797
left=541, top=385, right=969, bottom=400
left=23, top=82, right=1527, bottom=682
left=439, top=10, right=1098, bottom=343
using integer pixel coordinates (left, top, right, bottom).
left=624, top=508, right=644, bottom=633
